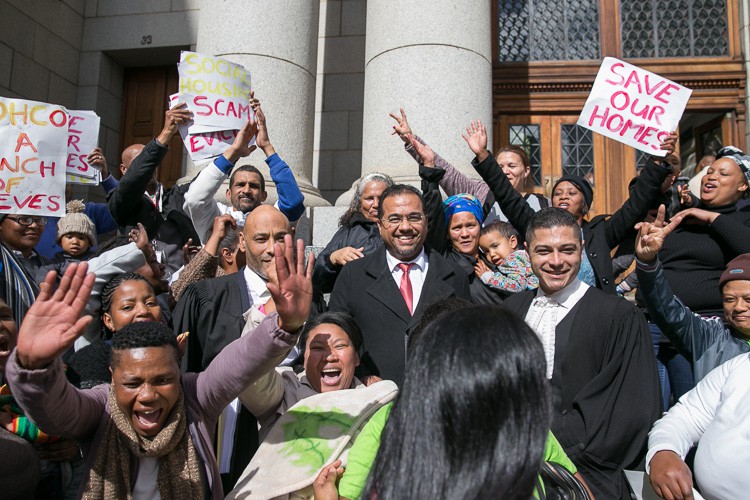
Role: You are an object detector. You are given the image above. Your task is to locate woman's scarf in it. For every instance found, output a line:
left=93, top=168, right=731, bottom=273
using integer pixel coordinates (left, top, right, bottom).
left=0, top=243, right=37, bottom=326
left=82, top=386, right=205, bottom=499
left=717, top=146, right=750, bottom=185
left=443, top=193, right=484, bottom=225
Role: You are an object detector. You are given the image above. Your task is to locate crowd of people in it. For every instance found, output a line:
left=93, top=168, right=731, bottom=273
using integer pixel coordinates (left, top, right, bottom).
left=0, top=96, right=749, bottom=500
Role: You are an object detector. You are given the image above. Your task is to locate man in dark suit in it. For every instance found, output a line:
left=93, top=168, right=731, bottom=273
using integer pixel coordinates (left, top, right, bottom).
left=503, top=208, right=660, bottom=499
left=328, top=184, right=471, bottom=386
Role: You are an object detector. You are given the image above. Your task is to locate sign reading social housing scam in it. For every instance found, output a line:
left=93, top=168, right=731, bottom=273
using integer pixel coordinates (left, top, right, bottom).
left=0, top=97, right=66, bottom=216
left=178, top=51, right=253, bottom=133
left=577, top=58, right=691, bottom=156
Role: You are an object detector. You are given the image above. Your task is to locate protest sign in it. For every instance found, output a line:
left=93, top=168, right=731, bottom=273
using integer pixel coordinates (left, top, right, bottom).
left=66, top=110, right=100, bottom=179
left=178, top=51, right=253, bottom=133
left=67, top=171, right=101, bottom=185
left=0, top=97, right=67, bottom=216
left=577, top=57, right=692, bottom=156
left=169, top=94, right=255, bottom=162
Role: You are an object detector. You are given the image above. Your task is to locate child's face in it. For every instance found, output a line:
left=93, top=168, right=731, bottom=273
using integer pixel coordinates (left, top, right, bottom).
left=61, top=233, right=90, bottom=256
left=479, top=231, right=517, bottom=266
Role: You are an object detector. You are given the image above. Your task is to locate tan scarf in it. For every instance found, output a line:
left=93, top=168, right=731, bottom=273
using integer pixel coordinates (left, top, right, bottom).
left=82, top=386, right=206, bottom=499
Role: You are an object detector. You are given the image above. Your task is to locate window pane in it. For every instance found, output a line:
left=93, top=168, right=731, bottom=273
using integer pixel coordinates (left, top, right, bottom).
left=621, top=0, right=728, bottom=58
left=561, top=124, right=595, bottom=186
left=509, top=124, right=543, bottom=186
left=498, top=0, right=600, bottom=62
left=635, top=150, right=652, bottom=174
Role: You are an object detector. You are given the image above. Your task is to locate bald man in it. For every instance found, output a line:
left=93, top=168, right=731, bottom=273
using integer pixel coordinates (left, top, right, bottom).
left=172, top=205, right=295, bottom=491
left=107, top=103, right=200, bottom=273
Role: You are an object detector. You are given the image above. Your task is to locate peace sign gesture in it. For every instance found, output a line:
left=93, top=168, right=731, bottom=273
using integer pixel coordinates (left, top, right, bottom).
left=634, top=205, right=683, bottom=263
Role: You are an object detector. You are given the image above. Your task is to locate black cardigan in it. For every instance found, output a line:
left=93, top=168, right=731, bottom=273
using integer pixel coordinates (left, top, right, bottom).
left=472, top=153, right=671, bottom=294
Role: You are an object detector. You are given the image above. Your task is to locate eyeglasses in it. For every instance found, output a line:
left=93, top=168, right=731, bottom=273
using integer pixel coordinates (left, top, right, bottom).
left=380, top=213, right=425, bottom=228
left=5, top=216, right=48, bottom=227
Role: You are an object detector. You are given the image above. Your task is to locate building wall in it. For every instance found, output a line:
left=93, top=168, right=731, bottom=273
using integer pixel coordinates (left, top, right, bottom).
left=314, top=0, right=367, bottom=204
left=741, top=0, right=750, bottom=149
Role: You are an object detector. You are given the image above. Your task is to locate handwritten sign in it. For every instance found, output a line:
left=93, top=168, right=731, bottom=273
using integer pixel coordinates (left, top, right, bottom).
left=178, top=51, right=252, bottom=133
left=0, top=97, right=66, bottom=216
left=577, top=58, right=691, bottom=156
left=169, top=94, right=255, bottom=161
left=66, top=110, right=100, bottom=179
left=67, top=171, right=101, bottom=185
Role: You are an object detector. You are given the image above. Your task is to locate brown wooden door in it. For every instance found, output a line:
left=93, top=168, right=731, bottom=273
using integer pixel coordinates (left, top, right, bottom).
left=121, top=67, right=183, bottom=188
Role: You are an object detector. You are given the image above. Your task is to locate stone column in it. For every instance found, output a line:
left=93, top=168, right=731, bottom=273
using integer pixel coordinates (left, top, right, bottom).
left=193, top=0, right=328, bottom=207
left=350, top=0, right=493, bottom=204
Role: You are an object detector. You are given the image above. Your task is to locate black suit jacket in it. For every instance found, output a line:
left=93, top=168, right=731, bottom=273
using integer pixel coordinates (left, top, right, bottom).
left=504, top=286, right=660, bottom=499
left=328, top=245, right=471, bottom=386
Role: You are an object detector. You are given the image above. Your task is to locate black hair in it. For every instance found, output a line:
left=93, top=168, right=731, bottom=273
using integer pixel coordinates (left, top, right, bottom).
left=339, top=173, right=394, bottom=227
left=364, top=306, right=550, bottom=499
left=299, top=311, right=364, bottom=359
left=110, top=321, right=178, bottom=367
left=524, top=207, right=581, bottom=246
left=100, top=273, right=153, bottom=339
left=480, top=220, right=520, bottom=240
left=202, top=225, right=241, bottom=255
left=409, top=296, right=474, bottom=350
left=229, top=165, right=265, bottom=192
left=95, top=234, right=131, bottom=257
left=376, top=184, right=424, bottom=220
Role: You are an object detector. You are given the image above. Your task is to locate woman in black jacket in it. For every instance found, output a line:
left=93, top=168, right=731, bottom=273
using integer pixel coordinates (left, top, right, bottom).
left=462, top=120, right=675, bottom=294
left=313, top=173, right=393, bottom=293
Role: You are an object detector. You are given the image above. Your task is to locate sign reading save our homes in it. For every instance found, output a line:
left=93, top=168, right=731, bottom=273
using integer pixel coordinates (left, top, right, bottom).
left=178, top=51, right=253, bottom=134
left=577, top=57, right=692, bottom=156
left=0, top=97, right=66, bottom=216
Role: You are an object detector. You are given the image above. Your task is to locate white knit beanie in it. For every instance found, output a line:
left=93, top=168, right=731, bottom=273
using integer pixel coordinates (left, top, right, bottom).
left=56, top=200, right=96, bottom=246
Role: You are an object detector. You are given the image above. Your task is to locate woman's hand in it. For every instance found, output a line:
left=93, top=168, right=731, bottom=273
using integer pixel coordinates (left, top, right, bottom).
left=389, top=108, right=413, bottom=143
left=313, top=459, right=345, bottom=500
left=330, top=247, right=365, bottom=266
left=678, top=184, right=694, bottom=207
left=674, top=207, right=719, bottom=225
left=649, top=450, right=694, bottom=499
left=409, top=137, right=435, bottom=168
left=655, top=131, right=678, bottom=158
left=267, top=235, right=314, bottom=332
left=462, top=120, right=489, bottom=162
left=474, top=259, right=491, bottom=278
left=16, top=263, right=95, bottom=370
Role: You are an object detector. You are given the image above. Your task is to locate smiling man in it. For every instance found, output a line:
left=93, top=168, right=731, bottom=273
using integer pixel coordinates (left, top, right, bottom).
left=328, top=184, right=470, bottom=386
left=503, top=208, right=660, bottom=500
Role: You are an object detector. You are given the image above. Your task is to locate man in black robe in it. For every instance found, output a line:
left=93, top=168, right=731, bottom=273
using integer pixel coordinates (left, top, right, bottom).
left=503, top=208, right=660, bottom=499
left=173, top=205, right=292, bottom=492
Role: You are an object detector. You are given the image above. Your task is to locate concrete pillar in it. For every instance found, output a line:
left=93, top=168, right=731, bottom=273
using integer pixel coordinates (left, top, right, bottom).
left=193, top=0, right=329, bottom=207
left=349, top=0, right=493, bottom=204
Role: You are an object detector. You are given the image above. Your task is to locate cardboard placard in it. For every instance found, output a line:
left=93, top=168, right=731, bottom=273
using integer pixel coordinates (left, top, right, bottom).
left=66, top=109, right=100, bottom=179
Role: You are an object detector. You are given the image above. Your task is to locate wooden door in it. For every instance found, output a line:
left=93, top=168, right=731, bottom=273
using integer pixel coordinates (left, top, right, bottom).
left=121, top=67, right=183, bottom=187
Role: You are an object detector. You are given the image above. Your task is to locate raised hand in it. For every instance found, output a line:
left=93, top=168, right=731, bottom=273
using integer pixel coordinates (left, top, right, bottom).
left=673, top=207, right=720, bottom=226
left=389, top=107, right=413, bottom=143
left=462, top=120, right=489, bottom=161
left=157, top=102, right=193, bottom=145
left=223, top=119, right=259, bottom=163
left=182, top=238, right=200, bottom=266
left=266, top=234, right=314, bottom=332
left=16, top=263, right=95, bottom=369
left=634, top=204, right=682, bottom=263
left=409, top=136, right=436, bottom=167
left=251, top=95, right=275, bottom=157
left=655, top=131, right=678, bottom=158
left=129, top=222, right=155, bottom=261
left=649, top=450, right=694, bottom=500
left=87, top=147, right=109, bottom=179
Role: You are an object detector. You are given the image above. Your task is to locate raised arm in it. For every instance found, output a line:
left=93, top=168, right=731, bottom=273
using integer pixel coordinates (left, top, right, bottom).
left=253, top=98, right=305, bottom=222
left=6, top=264, right=107, bottom=439
left=390, top=108, right=490, bottom=203
left=464, top=121, right=535, bottom=237
left=411, top=137, right=449, bottom=253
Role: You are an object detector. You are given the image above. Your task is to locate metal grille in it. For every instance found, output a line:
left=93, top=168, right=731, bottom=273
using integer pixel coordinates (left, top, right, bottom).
left=621, top=0, right=728, bottom=58
left=509, top=124, right=543, bottom=186
left=561, top=124, right=595, bottom=185
left=635, top=150, right=652, bottom=173
left=498, top=0, right=600, bottom=62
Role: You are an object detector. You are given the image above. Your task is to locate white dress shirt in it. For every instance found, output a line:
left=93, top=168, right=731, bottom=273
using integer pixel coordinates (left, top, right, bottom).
left=385, top=249, right=429, bottom=312
left=525, top=278, right=589, bottom=378
left=243, top=265, right=271, bottom=307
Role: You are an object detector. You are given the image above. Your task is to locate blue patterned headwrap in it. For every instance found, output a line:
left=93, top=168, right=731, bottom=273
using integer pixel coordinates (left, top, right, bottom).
left=443, top=194, right=484, bottom=225
left=716, top=146, right=750, bottom=186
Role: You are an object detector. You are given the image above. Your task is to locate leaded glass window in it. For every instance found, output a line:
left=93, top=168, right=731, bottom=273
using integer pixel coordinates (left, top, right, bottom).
left=561, top=124, right=595, bottom=185
left=509, top=124, right=543, bottom=186
left=621, top=0, right=728, bottom=58
left=498, top=0, right=600, bottom=62
left=635, top=150, right=651, bottom=173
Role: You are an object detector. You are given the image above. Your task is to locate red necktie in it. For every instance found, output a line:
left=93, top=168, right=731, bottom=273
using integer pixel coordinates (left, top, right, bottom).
left=398, top=263, right=415, bottom=315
